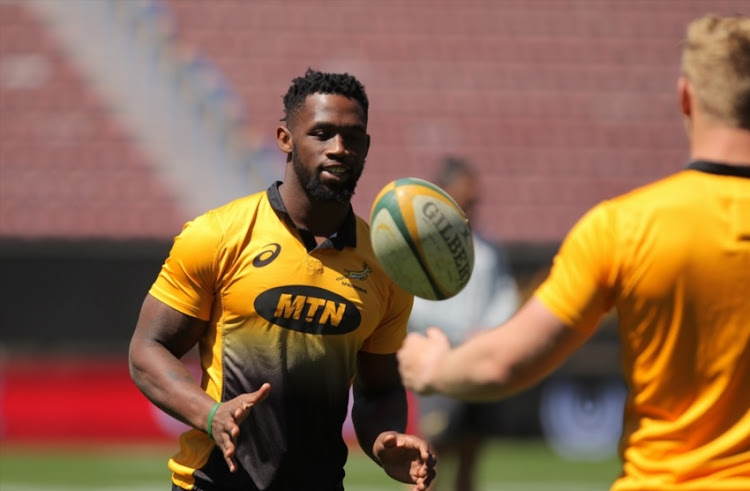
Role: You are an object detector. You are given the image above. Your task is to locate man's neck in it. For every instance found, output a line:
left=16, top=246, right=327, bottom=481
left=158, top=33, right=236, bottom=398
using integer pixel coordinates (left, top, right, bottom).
left=278, top=182, right=351, bottom=238
left=690, top=123, right=750, bottom=166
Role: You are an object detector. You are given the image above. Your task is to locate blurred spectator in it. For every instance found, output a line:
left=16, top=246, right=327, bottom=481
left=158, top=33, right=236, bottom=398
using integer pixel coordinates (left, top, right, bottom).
left=408, top=156, right=520, bottom=491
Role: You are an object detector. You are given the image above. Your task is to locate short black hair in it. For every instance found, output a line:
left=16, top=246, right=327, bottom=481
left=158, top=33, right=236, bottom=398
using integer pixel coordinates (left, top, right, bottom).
left=282, top=68, right=369, bottom=126
left=434, top=156, right=476, bottom=188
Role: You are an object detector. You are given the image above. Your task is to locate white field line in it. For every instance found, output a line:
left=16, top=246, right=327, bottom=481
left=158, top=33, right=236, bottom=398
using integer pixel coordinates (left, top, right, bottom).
left=0, top=483, right=610, bottom=491
left=2, top=486, right=166, bottom=491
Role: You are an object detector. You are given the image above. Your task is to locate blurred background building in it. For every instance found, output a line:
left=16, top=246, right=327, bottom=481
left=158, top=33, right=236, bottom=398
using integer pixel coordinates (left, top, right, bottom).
left=1, top=0, right=746, bottom=453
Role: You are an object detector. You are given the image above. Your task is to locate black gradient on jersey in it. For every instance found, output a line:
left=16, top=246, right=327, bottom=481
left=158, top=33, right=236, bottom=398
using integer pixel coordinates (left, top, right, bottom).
left=217, top=328, right=354, bottom=489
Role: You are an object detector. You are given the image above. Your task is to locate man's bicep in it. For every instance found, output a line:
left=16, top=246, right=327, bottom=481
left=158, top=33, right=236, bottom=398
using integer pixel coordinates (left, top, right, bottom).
left=149, top=213, right=222, bottom=320
left=355, top=351, right=403, bottom=394
left=534, top=203, right=618, bottom=335
left=496, top=297, right=593, bottom=389
left=131, top=293, right=207, bottom=359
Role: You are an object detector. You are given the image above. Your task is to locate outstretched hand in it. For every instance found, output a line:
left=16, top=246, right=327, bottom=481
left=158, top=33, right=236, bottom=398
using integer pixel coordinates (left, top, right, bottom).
left=374, top=431, right=437, bottom=490
left=397, top=327, right=451, bottom=395
left=208, top=383, right=272, bottom=472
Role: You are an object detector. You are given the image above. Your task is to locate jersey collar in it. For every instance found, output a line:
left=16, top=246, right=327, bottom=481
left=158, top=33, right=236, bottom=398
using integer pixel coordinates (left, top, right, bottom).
left=266, top=181, right=357, bottom=251
left=687, top=160, right=750, bottom=178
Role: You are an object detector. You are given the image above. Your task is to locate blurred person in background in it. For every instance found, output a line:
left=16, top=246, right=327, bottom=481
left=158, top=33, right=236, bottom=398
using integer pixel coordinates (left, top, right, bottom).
left=407, top=156, right=519, bottom=491
left=398, top=13, right=750, bottom=491
left=130, top=68, right=435, bottom=491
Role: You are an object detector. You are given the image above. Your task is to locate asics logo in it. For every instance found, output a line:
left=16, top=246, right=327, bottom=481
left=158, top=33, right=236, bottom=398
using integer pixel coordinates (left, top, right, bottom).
left=253, top=243, right=281, bottom=267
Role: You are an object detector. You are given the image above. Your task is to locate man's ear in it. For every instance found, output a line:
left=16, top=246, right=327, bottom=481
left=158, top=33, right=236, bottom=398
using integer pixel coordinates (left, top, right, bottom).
left=364, top=134, right=371, bottom=159
left=276, top=126, right=292, bottom=154
left=678, top=76, right=692, bottom=118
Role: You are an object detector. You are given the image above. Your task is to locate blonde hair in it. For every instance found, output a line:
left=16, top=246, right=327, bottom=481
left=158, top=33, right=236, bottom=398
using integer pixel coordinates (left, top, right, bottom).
left=681, top=14, right=750, bottom=129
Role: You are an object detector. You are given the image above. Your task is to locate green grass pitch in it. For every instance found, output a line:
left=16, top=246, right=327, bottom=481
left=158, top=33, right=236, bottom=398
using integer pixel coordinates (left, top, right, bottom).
left=0, top=439, right=620, bottom=490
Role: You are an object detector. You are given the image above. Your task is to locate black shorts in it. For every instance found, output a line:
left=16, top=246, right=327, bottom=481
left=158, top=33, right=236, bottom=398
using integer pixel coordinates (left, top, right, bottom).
left=172, top=477, right=345, bottom=491
left=416, top=393, right=512, bottom=446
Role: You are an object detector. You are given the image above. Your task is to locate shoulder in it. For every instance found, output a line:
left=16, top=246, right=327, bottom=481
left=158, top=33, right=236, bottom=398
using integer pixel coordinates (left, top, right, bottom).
left=207, top=190, right=268, bottom=225
left=176, top=190, right=270, bottom=259
left=471, top=232, right=514, bottom=267
left=472, top=233, right=502, bottom=254
left=574, top=170, right=699, bottom=239
left=556, top=171, right=697, bottom=275
left=194, top=190, right=271, bottom=237
left=607, top=170, right=699, bottom=213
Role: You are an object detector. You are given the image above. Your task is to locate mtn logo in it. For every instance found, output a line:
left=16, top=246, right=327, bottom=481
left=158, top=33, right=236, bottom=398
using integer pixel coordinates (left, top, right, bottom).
left=255, top=286, right=361, bottom=335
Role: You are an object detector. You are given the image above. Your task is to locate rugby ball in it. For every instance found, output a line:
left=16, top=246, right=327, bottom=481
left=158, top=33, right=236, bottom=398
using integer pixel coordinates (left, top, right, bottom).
left=369, top=177, right=474, bottom=300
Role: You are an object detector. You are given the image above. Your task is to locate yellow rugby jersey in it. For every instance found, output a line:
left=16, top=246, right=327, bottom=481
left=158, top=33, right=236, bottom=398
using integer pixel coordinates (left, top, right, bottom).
left=149, top=182, right=413, bottom=491
left=535, top=161, right=750, bottom=490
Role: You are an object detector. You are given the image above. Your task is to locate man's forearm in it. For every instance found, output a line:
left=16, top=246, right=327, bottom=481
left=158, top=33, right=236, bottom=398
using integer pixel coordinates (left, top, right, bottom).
left=426, top=298, right=590, bottom=401
left=351, top=385, right=408, bottom=462
left=129, top=343, right=215, bottom=432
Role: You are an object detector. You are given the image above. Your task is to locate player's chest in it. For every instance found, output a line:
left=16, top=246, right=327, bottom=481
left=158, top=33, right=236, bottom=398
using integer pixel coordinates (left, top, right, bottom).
left=218, top=239, right=382, bottom=337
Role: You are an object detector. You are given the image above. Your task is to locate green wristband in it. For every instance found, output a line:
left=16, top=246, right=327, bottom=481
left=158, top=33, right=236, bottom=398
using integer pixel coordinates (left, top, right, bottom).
left=206, top=401, right=222, bottom=439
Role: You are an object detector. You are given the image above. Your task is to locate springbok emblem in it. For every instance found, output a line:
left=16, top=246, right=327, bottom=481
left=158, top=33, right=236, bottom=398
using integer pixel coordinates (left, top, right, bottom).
left=337, top=263, right=372, bottom=281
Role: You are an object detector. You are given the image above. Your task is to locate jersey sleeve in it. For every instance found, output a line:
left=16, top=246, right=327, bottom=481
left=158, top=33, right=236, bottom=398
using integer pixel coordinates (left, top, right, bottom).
left=149, top=212, right=223, bottom=321
left=534, top=202, right=618, bottom=336
left=360, top=286, right=414, bottom=355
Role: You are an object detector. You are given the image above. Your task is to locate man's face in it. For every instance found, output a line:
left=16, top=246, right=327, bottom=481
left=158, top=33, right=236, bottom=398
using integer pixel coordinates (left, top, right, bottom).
left=288, top=93, right=370, bottom=204
left=444, top=173, right=478, bottom=222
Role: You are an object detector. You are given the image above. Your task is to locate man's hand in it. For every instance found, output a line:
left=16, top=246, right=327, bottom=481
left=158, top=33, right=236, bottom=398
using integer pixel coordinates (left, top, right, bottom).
left=209, top=383, right=272, bottom=472
left=397, top=327, right=451, bottom=394
left=373, top=431, right=436, bottom=490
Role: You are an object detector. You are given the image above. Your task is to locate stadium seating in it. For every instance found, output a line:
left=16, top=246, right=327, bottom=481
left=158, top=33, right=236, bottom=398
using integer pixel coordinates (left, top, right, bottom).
left=3, top=0, right=743, bottom=241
